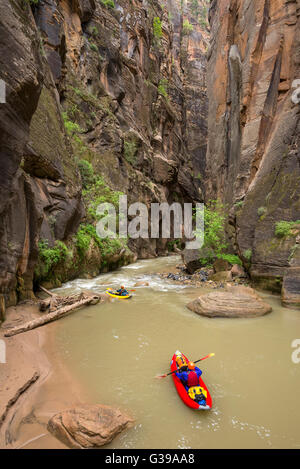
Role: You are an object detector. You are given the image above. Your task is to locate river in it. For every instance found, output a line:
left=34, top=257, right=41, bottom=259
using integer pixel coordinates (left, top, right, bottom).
left=17, top=256, right=300, bottom=448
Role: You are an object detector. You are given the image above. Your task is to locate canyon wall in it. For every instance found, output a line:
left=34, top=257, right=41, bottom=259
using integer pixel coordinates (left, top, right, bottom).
left=206, top=0, right=300, bottom=305
left=0, top=0, right=208, bottom=316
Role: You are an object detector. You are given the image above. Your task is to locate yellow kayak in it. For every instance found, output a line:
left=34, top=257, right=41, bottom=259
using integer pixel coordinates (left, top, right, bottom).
left=105, top=290, right=132, bottom=300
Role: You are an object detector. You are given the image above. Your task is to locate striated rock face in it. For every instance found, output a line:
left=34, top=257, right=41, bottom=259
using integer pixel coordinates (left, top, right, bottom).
left=281, top=236, right=300, bottom=308
left=206, top=0, right=300, bottom=304
left=0, top=0, right=208, bottom=312
left=0, top=1, right=44, bottom=315
left=47, top=404, right=134, bottom=448
left=0, top=1, right=84, bottom=315
left=187, top=285, right=272, bottom=318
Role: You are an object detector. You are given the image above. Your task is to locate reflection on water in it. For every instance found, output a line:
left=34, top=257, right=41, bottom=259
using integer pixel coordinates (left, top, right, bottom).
left=43, top=257, right=300, bottom=448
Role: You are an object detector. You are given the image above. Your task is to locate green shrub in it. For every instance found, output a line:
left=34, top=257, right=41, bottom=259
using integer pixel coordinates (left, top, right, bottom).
left=275, top=220, right=300, bottom=238
left=98, top=237, right=123, bottom=258
left=62, top=112, right=82, bottom=135
left=190, top=0, right=200, bottom=17
left=78, top=160, right=94, bottom=188
left=83, top=175, right=124, bottom=223
left=234, top=201, right=244, bottom=209
left=182, top=19, right=193, bottom=36
left=158, top=78, right=168, bottom=99
left=217, top=253, right=242, bottom=266
left=194, top=199, right=228, bottom=265
left=89, top=26, right=99, bottom=37
left=167, top=239, right=181, bottom=252
left=257, top=206, right=267, bottom=217
left=101, top=0, right=115, bottom=8
left=124, top=139, right=137, bottom=165
left=76, top=223, right=124, bottom=260
left=243, top=249, right=252, bottom=262
left=89, top=42, right=98, bottom=52
left=35, top=239, right=69, bottom=279
left=153, top=17, right=162, bottom=38
left=76, top=225, right=93, bottom=259
left=199, top=17, right=208, bottom=29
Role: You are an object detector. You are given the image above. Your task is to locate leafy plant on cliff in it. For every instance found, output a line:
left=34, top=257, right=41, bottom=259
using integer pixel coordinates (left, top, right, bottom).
left=100, top=0, right=115, bottom=9
left=82, top=174, right=124, bottom=223
left=275, top=220, right=300, bottom=238
left=89, top=42, right=98, bottom=52
left=153, top=17, right=163, bottom=39
left=76, top=223, right=124, bottom=260
left=89, top=26, right=99, bottom=37
left=78, top=160, right=95, bottom=189
left=243, top=249, right=252, bottom=262
left=190, top=0, right=200, bottom=18
left=167, top=239, right=182, bottom=252
left=25, top=0, right=39, bottom=8
left=76, top=225, right=95, bottom=259
left=182, top=19, right=194, bottom=36
left=62, top=112, right=82, bottom=136
left=194, top=199, right=228, bottom=265
left=234, top=201, right=244, bottom=210
left=158, top=78, right=168, bottom=99
left=35, top=239, right=70, bottom=280
left=124, top=139, right=138, bottom=165
left=217, top=253, right=242, bottom=266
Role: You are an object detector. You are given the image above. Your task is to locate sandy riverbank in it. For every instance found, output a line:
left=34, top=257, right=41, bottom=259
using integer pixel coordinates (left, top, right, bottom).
left=0, top=301, right=89, bottom=449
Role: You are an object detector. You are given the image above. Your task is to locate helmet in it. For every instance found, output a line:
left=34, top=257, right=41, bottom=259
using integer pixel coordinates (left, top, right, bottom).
left=121, top=285, right=125, bottom=289
left=188, top=362, right=195, bottom=370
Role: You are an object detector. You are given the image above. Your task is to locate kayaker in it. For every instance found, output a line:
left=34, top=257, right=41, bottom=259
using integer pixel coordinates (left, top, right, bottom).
left=116, top=285, right=129, bottom=296
left=175, top=352, right=188, bottom=372
left=175, top=361, right=202, bottom=388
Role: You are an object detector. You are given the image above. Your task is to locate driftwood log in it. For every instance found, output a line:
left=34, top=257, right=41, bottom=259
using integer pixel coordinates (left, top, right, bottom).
left=39, top=293, right=92, bottom=313
left=4, top=291, right=101, bottom=337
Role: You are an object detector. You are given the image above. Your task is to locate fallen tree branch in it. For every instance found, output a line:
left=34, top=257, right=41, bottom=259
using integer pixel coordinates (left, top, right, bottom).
left=39, top=292, right=88, bottom=313
left=39, top=285, right=56, bottom=297
left=4, top=293, right=100, bottom=337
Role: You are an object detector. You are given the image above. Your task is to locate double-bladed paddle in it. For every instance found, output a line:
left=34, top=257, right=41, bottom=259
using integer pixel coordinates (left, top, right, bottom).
left=155, top=353, right=215, bottom=379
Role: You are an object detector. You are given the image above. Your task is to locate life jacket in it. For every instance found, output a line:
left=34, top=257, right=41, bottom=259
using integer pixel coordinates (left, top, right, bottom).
left=188, top=386, right=207, bottom=402
left=187, top=370, right=199, bottom=387
left=176, top=354, right=188, bottom=371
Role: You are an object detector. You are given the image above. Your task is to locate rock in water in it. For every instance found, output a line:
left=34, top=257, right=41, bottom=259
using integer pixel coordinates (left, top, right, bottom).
left=187, top=286, right=272, bottom=318
left=47, top=405, right=134, bottom=449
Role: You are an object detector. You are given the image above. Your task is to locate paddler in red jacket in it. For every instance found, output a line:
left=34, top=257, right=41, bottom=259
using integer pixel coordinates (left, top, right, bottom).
left=175, top=361, right=202, bottom=388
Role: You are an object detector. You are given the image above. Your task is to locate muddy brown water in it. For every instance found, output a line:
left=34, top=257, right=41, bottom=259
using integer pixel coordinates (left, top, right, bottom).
left=18, top=257, right=300, bottom=448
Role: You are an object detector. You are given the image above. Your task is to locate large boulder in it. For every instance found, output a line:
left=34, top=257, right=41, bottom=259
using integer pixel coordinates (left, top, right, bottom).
left=209, top=271, right=232, bottom=283
left=182, top=247, right=214, bottom=274
left=231, top=264, right=247, bottom=279
left=47, top=405, right=134, bottom=449
left=187, top=285, right=272, bottom=318
left=213, top=258, right=231, bottom=272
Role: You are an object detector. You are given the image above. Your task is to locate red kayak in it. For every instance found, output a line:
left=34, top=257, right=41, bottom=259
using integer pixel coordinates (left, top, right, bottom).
left=171, top=351, right=212, bottom=410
